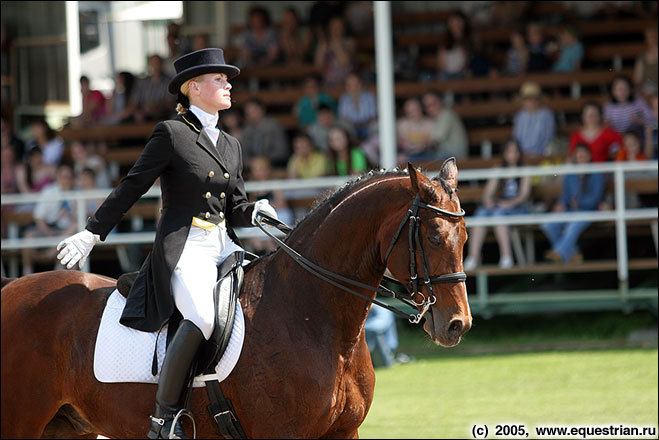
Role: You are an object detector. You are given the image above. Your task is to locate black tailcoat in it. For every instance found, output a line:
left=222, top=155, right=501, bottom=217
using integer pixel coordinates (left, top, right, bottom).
left=86, top=111, right=255, bottom=332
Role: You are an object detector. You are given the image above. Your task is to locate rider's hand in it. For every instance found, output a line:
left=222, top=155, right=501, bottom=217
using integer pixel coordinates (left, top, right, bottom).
left=56, top=229, right=101, bottom=269
left=251, top=199, right=278, bottom=226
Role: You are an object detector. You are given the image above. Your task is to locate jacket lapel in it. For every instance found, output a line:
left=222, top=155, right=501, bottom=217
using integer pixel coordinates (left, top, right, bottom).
left=179, top=111, right=226, bottom=169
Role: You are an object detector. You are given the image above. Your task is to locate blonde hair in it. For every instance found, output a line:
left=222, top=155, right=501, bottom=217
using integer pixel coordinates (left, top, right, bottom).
left=175, top=76, right=204, bottom=114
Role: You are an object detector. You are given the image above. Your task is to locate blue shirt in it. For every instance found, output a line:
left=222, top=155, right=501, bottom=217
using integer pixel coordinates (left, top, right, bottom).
left=513, top=107, right=556, bottom=157
left=560, top=173, right=605, bottom=211
left=553, top=41, right=584, bottom=72
left=338, top=91, right=377, bottom=127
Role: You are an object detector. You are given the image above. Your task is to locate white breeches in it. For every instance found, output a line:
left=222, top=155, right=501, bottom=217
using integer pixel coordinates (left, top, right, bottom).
left=171, top=224, right=243, bottom=340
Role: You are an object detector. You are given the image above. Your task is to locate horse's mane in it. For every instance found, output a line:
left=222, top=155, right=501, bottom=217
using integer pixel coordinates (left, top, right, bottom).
left=285, top=169, right=409, bottom=240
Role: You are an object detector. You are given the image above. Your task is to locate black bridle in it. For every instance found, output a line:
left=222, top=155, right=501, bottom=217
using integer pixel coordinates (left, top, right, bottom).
left=255, top=194, right=467, bottom=324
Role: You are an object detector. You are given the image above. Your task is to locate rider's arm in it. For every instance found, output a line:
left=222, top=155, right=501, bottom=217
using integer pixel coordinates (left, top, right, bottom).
left=86, top=122, right=174, bottom=240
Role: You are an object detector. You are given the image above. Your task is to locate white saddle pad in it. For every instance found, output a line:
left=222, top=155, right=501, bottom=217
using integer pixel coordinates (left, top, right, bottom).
left=94, top=289, right=244, bottom=387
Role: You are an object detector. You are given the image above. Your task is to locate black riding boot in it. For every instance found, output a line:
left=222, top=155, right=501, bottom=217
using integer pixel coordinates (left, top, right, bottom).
left=147, top=320, right=204, bottom=439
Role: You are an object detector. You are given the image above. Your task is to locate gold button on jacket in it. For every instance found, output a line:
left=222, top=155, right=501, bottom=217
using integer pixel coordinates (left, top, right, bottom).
left=208, top=171, right=215, bottom=178
left=205, top=212, right=211, bottom=219
left=204, top=192, right=211, bottom=199
left=220, top=192, right=226, bottom=199
left=224, top=172, right=230, bottom=179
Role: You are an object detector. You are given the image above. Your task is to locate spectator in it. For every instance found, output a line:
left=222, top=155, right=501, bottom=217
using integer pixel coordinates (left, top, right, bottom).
left=70, top=75, right=107, bottom=128
left=307, top=103, right=354, bottom=154
left=513, top=81, right=556, bottom=158
left=246, top=156, right=293, bottom=256
left=551, top=24, right=584, bottom=73
left=615, top=130, right=647, bottom=162
left=307, top=1, right=346, bottom=63
left=505, top=30, right=528, bottom=75
left=241, top=98, right=289, bottom=169
left=294, top=75, right=337, bottom=127
left=326, top=125, right=368, bottom=176
left=1, top=145, right=19, bottom=238
left=104, top=71, right=136, bottom=124
left=21, top=162, right=78, bottom=275
left=436, top=11, right=470, bottom=80
left=542, top=144, right=605, bottom=264
left=220, top=107, right=244, bottom=144
left=338, top=73, right=377, bottom=140
left=422, top=90, right=468, bottom=159
left=278, top=7, right=312, bottom=64
left=15, top=147, right=55, bottom=194
left=397, top=97, right=436, bottom=163
left=467, top=34, right=492, bottom=78
left=241, top=6, right=280, bottom=68
left=128, top=54, right=174, bottom=123
left=1, top=145, right=18, bottom=196
left=75, top=167, right=105, bottom=217
left=464, top=139, right=532, bottom=270
left=163, top=22, right=188, bottom=78
left=287, top=131, right=327, bottom=179
left=25, top=119, right=65, bottom=166
left=364, top=306, right=399, bottom=368
left=603, top=75, right=654, bottom=134
left=633, top=26, right=658, bottom=97
left=525, top=22, right=551, bottom=73
left=191, top=34, right=210, bottom=52
left=645, top=93, right=658, bottom=159
left=314, top=16, right=355, bottom=87
left=1, top=116, right=26, bottom=162
left=569, top=102, right=623, bottom=162
left=70, top=141, right=111, bottom=188
left=344, top=1, right=373, bottom=38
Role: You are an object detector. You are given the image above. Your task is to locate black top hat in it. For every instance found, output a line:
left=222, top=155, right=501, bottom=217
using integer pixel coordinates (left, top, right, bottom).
left=168, top=48, right=240, bottom=95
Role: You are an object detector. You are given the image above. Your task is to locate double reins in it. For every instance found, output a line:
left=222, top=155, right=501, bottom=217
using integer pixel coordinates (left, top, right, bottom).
left=254, top=195, right=466, bottom=324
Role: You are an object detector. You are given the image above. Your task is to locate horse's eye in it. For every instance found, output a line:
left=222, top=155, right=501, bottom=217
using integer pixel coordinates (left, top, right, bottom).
left=428, top=234, right=443, bottom=248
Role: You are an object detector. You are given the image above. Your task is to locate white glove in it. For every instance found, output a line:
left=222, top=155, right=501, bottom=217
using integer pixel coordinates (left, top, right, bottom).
left=56, top=229, right=101, bottom=269
left=251, top=199, right=278, bottom=226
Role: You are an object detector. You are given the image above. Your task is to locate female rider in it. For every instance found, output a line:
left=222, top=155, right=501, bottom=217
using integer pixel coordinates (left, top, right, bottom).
left=55, top=48, right=278, bottom=439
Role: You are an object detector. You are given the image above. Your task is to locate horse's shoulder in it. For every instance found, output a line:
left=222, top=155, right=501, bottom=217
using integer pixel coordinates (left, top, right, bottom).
left=1, top=278, right=17, bottom=289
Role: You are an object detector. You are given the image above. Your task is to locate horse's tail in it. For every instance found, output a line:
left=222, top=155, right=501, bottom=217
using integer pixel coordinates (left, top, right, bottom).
left=1, top=278, right=17, bottom=289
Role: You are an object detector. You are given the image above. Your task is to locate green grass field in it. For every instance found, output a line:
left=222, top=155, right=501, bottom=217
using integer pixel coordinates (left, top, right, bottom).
left=359, top=312, right=658, bottom=439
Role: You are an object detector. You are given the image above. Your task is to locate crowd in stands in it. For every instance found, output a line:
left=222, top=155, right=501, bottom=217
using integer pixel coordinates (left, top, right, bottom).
left=2, top=1, right=658, bottom=272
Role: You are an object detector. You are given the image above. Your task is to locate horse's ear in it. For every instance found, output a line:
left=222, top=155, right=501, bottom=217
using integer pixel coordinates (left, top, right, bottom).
left=408, top=162, right=433, bottom=198
left=439, top=157, right=459, bottom=189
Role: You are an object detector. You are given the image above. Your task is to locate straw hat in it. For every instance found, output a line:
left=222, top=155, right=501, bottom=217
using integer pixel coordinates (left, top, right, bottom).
left=519, top=81, right=543, bottom=99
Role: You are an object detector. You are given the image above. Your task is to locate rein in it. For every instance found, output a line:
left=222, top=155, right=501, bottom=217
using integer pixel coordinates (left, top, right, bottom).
left=255, top=195, right=466, bottom=324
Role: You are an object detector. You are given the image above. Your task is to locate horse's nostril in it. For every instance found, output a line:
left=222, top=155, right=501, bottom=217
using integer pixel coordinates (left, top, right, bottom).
left=448, top=319, right=463, bottom=335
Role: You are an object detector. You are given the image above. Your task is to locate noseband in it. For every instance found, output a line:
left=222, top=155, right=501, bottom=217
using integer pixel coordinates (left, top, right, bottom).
left=255, top=194, right=466, bottom=324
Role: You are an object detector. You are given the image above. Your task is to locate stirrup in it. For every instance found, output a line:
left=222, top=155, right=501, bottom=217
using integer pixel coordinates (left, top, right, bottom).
left=171, top=408, right=196, bottom=439
left=147, top=409, right=195, bottom=439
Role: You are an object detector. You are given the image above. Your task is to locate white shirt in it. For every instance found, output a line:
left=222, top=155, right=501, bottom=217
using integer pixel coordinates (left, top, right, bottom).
left=33, top=183, right=73, bottom=229
left=190, top=105, right=220, bottom=146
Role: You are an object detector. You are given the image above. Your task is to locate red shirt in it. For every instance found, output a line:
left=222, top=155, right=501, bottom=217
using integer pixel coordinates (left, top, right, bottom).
left=568, top=127, right=623, bottom=162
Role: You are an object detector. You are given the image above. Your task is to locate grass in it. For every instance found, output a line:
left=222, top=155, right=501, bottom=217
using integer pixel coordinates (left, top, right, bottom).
left=358, top=311, right=658, bottom=439
left=359, top=349, right=658, bottom=439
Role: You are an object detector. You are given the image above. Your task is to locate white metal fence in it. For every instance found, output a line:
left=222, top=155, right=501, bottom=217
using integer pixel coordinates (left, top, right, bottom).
left=2, top=161, right=657, bottom=283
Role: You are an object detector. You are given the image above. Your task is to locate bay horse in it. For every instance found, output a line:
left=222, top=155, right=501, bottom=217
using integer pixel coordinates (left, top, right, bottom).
left=1, top=162, right=471, bottom=439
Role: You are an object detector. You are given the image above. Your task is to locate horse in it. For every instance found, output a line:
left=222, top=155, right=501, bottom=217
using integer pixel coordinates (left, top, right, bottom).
left=1, top=162, right=471, bottom=439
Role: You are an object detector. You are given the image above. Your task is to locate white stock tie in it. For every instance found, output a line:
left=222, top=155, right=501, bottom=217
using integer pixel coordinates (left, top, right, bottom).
left=190, top=105, right=220, bottom=147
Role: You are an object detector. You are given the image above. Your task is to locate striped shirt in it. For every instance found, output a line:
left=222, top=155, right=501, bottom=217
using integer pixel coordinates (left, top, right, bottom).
left=603, top=98, right=654, bottom=134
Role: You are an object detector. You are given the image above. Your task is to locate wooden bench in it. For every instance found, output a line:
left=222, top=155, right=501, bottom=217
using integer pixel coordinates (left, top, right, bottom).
left=466, top=257, right=657, bottom=276
left=358, top=17, right=654, bottom=51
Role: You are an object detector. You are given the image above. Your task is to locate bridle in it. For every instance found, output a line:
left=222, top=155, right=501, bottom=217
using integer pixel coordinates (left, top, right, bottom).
left=255, top=194, right=467, bottom=324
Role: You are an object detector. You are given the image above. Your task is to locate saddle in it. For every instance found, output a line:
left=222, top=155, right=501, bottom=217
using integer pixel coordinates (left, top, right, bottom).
left=116, top=251, right=244, bottom=374
left=117, top=251, right=248, bottom=438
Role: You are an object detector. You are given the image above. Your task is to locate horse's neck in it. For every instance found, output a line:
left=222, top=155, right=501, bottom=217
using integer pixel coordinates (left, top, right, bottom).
left=284, top=177, right=411, bottom=351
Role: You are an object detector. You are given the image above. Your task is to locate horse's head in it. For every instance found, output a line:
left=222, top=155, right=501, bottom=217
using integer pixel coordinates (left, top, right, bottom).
left=382, top=160, right=471, bottom=347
